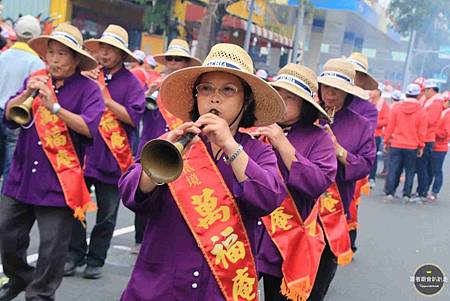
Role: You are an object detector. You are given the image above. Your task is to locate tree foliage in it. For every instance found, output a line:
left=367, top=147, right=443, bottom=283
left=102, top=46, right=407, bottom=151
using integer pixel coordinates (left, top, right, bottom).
left=388, top=0, right=449, bottom=42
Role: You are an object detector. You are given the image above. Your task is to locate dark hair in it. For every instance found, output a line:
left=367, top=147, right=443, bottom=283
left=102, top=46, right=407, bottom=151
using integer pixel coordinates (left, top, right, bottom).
left=432, top=87, right=439, bottom=93
left=190, top=73, right=256, bottom=128
left=317, top=85, right=354, bottom=108
left=47, top=39, right=78, bottom=58
left=298, top=100, right=320, bottom=125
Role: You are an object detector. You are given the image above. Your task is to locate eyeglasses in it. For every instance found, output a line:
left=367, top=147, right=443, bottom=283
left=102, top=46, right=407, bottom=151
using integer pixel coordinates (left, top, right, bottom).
left=195, top=83, right=242, bottom=98
left=165, top=56, right=188, bottom=62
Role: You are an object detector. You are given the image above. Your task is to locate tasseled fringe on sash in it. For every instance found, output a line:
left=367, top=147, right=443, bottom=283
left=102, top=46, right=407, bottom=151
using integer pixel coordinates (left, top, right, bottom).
left=361, top=182, right=370, bottom=197
left=337, top=249, right=353, bottom=266
left=281, top=277, right=311, bottom=301
left=73, top=202, right=97, bottom=226
left=348, top=222, right=359, bottom=231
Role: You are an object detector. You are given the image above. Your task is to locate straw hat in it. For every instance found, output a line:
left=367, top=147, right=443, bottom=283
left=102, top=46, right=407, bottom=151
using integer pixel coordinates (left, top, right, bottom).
left=84, top=25, right=138, bottom=63
left=153, top=39, right=202, bottom=66
left=347, top=52, right=378, bottom=90
left=28, top=23, right=97, bottom=71
left=318, top=58, right=369, bottom=100
left=270, top=63, right=331, bottom=122
left=160, top=43, right=286, bottom=127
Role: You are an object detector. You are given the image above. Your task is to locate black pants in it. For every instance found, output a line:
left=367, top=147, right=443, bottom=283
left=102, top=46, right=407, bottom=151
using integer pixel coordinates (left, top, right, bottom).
left=134, top=213, right=148, bottom=244
left=0, top=196, right=73, bottom=301
left=262, top=273, right=288, bottom=301
left=68, top=177, right=120, bottom=267
left=308, top=241, right=338, bottom=301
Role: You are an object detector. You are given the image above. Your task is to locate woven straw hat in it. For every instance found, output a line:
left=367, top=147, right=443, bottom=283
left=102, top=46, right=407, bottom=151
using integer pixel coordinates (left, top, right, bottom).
left=28, top=23, right=97, bottom=71
left=84, top=25, right=138, bottom=63
left=270, top=63, right=331, bottom=122
left=160, top=43, right=286, bottom=127
left=348, top=52, right=378, bottom=90
left=153, top=39, right=202, bottom=66
left=318, top=58, right=369, bottom=100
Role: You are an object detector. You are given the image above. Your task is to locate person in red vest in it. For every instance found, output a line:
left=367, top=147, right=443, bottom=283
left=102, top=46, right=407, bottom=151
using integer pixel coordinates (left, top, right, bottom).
left=383, top=83, right=427, bottom=203
left=369, top=84, right=390, bottom=188
left=428, top=93, right=450, bottom=201
left=130, top=49, right=150, bottom=90
left=415, top=79, right=444, bottom=202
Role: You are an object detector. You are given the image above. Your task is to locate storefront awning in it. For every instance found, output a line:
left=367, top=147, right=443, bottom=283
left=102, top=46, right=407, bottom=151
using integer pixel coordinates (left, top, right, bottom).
left=185, top=3, right=292, bottom=48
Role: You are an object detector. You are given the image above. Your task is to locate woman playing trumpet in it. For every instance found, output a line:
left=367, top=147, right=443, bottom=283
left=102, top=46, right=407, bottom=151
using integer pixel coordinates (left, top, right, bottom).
left=118, top=44, right=287, bottom=301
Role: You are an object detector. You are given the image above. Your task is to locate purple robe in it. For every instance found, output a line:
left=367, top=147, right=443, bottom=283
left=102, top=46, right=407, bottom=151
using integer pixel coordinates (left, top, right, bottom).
left=2, top=71, right=104, bottom=207
left=347, top=97, right=378, bottom=134
left=330, top=107, right=376, bottom=217
left=119, top=132, right=286, bottom=301
left=84, top=67, right=145, bottom=184
left=137, top=106, right=167, bottom=156
left=255, top=123, right=337, bottom=277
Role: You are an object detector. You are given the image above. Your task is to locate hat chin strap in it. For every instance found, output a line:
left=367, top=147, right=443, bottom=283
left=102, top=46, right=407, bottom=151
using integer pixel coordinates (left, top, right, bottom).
left=228, top=103, right=246, bottom=131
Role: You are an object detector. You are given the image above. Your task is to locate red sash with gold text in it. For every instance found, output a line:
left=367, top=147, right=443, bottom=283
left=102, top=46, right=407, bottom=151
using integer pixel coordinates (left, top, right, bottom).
left=31, top=69, right=96, bottom=222
left=245, top=132, right=325, bottom=301
left=348, top=177, right=370, bottom=231
left=160, top=105, right=258, bottom=301
left=262, top=197, right=325, bottom=301
left=318, top=182, right=353, bottom=266
left=97, top=72, right=133, bottom=173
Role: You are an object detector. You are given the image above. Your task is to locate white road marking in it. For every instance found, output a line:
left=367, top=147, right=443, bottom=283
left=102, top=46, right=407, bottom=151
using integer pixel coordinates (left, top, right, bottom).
left=0, top=226, right=135, bottom=274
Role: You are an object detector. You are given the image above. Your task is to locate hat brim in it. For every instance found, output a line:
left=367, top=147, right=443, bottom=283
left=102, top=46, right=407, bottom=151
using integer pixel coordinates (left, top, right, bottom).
left=318, top=77, right=369, bottom=100
left=355, top=69, right=378, bottom=90
left=153, top=51, right=202, bottom=67
left=270, top=81, right=331, bottom=122
left=84, top=38, right=138, bottom=63
left=160, top=66, right=286, bottom=127
left=28, top=36, right=98, bottom=71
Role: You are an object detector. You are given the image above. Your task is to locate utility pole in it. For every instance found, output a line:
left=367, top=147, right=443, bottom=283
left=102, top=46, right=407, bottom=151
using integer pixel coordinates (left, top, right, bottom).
left=402, top=30, right=417, bottom=89
left=291, top=2, right=304, bottom=63
left=243, top=0, right=256, bottom=52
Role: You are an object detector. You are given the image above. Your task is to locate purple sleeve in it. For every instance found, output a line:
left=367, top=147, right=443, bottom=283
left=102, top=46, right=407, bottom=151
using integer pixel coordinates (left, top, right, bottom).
left=364, top=104, right=378, bottom=133
left=79, top=85, right=105, bottom=139
left=124, top=80, right=145, bottom=128
left=119, top=161, right=163, bottom=213
left=286, top=132, right=337, bottom=199
left=233, top=141, right=287, bottom=216
left=343, top=121, right=376, bottom=181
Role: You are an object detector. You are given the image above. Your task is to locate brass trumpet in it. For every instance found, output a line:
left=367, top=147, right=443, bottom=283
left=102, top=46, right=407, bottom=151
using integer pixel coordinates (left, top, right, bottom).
left=140, top=109, right=219, bottom=184
left=10, top=90, right=39, bottom=125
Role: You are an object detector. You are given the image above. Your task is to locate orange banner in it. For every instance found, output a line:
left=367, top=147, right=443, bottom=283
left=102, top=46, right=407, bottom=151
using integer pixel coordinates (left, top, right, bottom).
left=161, top=101, right=258, bottom=301
left=98, top=71, right=133, bottom=173
left=348, top=177, right=369, bottom=231
left=318, top=183, right=353, bottom=266
left=32, top=69, right=95, bottom=222
left=262, top=197, right=325, bottom=301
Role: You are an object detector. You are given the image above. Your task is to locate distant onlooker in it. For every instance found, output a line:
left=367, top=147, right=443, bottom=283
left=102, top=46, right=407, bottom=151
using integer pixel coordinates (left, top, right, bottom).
left=383, top=84, right=427, bottom=203
left=0, top=15, right=44, bottom=185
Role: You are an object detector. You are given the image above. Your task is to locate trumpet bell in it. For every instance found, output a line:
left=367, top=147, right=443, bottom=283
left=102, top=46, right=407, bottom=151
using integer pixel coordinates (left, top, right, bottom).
left=140, top=139, right=184, bottom=184
left=10, top=97, right=34, bottom=125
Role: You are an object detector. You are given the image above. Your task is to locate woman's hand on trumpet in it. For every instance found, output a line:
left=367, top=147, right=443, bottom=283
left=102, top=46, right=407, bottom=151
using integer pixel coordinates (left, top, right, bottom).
left=32, top=80, right=58, bottom=111
left=194, top=113, right=236, bottom=153
left=166, top=121, right=201, bottom=144
left=24, top=75, right=48, bottom=98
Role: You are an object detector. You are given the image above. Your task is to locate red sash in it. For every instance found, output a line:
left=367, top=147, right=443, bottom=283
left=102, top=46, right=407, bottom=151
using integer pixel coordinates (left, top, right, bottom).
left=31, top=69, right=96, bottom=221
left=245, top=132, right=325, bottom=300
left=159, top=104, right=258, bottom=301
left=97, top=72, right=133, bottom=173
left=348, top=177, right=370, bottom=231
left=318, top=183, right=353, bottom=266
left=262, top=198, right=325, bottom=301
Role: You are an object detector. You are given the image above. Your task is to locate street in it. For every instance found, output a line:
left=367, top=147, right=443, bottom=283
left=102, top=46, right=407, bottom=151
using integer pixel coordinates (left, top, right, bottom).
left=2, top=156, right=450, bottom=301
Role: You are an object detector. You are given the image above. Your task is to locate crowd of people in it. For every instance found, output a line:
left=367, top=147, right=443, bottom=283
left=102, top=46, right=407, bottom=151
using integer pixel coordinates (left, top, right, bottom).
left=0, top=15, right=449, bottom=301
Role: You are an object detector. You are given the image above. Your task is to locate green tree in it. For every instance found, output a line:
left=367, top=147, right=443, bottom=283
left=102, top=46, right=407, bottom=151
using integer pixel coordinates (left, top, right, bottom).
left=388, top=0, right=449, bottom=44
